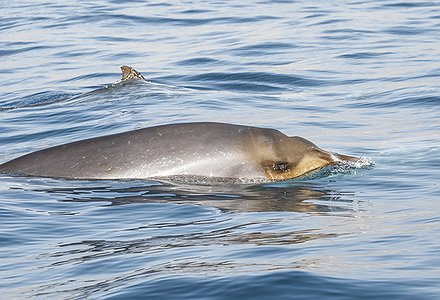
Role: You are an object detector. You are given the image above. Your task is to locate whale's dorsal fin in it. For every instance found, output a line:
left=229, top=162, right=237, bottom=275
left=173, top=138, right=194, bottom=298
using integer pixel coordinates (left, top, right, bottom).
left=120, top=66, right=146, bottom=81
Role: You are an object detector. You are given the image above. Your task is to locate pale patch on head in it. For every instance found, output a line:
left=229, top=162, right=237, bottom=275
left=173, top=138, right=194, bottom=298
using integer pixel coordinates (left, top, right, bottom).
left=257, top=135, right=274, bottom=146
left=329, top=152, right=340, bottom=161
left=260, top=147, right=338, bottom=181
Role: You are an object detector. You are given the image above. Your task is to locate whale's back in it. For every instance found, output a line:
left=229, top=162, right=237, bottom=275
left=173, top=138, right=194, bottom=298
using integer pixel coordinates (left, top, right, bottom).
left=0, top=123, right=262, bottom=180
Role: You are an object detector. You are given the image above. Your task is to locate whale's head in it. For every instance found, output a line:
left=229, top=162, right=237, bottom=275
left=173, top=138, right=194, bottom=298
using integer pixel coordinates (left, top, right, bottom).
left=256, top=134, right=358, bottom=181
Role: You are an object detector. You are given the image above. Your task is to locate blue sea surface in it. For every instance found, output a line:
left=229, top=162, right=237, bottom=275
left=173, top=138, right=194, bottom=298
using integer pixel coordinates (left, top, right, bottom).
left=1, top=0, right=439, bottom=299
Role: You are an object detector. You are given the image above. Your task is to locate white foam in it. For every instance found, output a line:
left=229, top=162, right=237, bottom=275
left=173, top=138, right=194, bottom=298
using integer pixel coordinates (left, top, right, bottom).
left=325, top=156, right=374, bottom=177
left=345, top=156, right=374, bottom=168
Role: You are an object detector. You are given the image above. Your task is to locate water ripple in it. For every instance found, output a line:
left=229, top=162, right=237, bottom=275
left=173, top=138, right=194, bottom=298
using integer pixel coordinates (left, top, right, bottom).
left=186, top=72, right=326, bottom=90
left=1, top=0, right=439, bottom=299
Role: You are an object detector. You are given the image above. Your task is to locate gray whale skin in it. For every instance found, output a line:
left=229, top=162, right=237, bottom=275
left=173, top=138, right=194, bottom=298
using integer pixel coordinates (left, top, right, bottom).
left=0, top=122, right=358, bottom=182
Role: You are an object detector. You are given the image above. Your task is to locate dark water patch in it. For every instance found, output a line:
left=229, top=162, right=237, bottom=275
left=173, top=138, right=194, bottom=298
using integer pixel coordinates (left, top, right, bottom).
left=385, top=26, right=428, bottom=35
left=233, top=42, right=295, bottom=51
left=231, top=50, right=288, bottom=58
left=98, top=51, right=153, bottom=61
left=0, top=45, right=51, bottom=57
left=144, top=1, right=173, bottom=6
left=178, top=9, right=214, bottom=14
left=212, top=82, right=284, bottom=93
left=0, top=17, right=22, bottom=31
left=337, top=78, right=370, bottom=86
left=313, top=18, right=349, bottom=26
left=0, top=112, right=133, bottom=149
left=1, top=126, right=90, bottom=148
left=29, top=16, right=51, bottom=22
left=185, top=72, right=327, bottom=88
left=45, top=13, right=280, bottom=28
left=107, top=0, right=171, bottom=5
left=411, top=70, right=440, bottom=80
left=382, top=2, right=437, bottom=8
left=0, top=91, right=75, bottom=111
left=338, top=52, right=393, bottom=59
left=101, top=271, right=436, bottom=300
left=257, top=0, right=297, bottom=3
left=176, top=57, right=224, bottom=66
left=320, top=33, right=364, bottom=41
left=60, top=72, right=115, bottom=83
left=299, top=120, right=366, bottom=129
left=304, top=13, right=327, bottom=19
left=51, top=49, right=102, bottom=58
left=344, top=95, right=440, bottom=109
left=322, top=28, right=376, bottom=35
left=3, top=41, right=37, bottom=47
left=93, top=36, right=143, bottom=43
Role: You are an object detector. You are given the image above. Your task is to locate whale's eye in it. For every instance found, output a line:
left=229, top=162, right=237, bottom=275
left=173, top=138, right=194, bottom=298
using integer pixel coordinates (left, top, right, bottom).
left=273, top=162, right=290, bottom=172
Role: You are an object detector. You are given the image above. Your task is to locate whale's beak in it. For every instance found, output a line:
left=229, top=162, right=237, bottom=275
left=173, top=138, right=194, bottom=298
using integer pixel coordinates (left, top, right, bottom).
left=279, top=149, right=359, bottom=180
left=315, top=148, right=359, bottom=165
left=333, top=153, right=359, bottom=163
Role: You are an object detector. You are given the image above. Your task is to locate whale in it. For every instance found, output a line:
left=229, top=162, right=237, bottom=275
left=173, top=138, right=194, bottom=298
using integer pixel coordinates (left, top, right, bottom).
left=0, top=122, right=357, bottom=182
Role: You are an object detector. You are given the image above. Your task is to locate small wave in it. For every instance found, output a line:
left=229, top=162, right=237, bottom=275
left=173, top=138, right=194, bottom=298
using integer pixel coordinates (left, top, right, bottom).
left=230, top=42, right=296, bottom=57
left=382, top=2, right=436, bottom=8
left=0, top=45, right=49, bottom=58
left=345, top=95, right=440, bottom=109
left=385, top=26, right=428, bottom=36
left=185, top=71, right=327, bottom=92
left=176, top=57, right=223, bottom=66
left=0, top=91, right=76, bottom=111
left=338, top=52, right=393, bottom=60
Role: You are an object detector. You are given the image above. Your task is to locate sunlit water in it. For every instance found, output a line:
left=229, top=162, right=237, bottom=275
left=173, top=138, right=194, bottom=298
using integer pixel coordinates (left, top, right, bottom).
left=1, top=0, right=439, bottom=299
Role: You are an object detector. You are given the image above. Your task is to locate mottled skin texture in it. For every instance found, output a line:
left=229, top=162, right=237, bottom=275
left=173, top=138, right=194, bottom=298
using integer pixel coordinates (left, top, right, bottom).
left=0, top=122, right=357, bottom=182
left=120, top=65, right=146, bottom=81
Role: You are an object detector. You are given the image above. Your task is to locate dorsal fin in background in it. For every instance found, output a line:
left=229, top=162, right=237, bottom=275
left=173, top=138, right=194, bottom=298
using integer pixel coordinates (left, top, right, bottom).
left=120, top=66, right=146, bottom=81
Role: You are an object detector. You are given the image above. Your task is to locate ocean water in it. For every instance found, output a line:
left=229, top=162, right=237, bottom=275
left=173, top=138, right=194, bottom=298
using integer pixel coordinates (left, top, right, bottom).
left=1, top=0, right=439, bottom=299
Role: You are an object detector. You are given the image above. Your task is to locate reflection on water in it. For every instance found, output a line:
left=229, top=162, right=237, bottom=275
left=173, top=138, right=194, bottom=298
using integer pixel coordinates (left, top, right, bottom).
left=51, top=227, right=337, bottom=266
left=1, top=0, right=439, bottom=298
left=31, top=179, right=359, bottom=214
left=2, top=177, right=363, bottom=299
left=11, top=178, right=356, bottom=264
